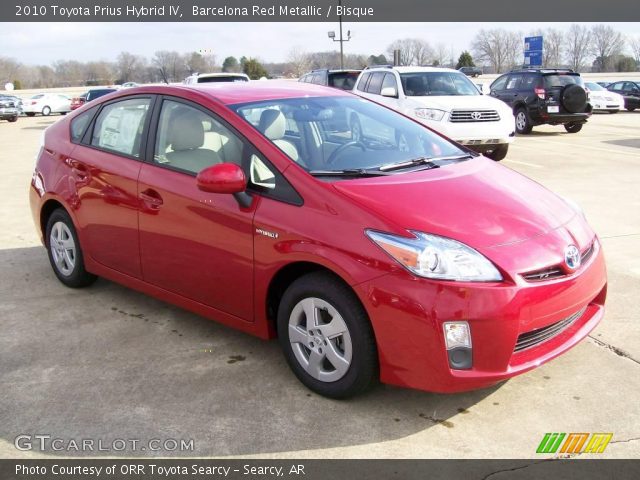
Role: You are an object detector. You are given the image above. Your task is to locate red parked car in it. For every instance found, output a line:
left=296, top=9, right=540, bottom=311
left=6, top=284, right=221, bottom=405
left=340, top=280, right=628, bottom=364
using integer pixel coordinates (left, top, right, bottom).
left=30, top=83, right=606, bottom=398
left=71, top=88, right=118, bottom=110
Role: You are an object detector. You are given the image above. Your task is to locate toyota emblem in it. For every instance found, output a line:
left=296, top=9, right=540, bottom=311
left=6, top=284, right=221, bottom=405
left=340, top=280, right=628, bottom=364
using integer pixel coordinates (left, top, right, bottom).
left=564, top=245, right=581, bottom=270
left=471, top=111, right=482, bottom=120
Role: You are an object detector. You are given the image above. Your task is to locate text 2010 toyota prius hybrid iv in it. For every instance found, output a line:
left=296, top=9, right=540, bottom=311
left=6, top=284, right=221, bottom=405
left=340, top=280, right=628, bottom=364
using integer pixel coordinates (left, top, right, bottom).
left=30, top=82, right=607, bottom=398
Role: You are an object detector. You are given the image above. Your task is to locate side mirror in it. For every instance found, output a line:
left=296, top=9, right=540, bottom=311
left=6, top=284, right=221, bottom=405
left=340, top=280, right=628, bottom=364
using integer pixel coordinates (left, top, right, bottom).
left=196, top=163, right=246, bottom=194
left=381, top=87, right=398, bottom=98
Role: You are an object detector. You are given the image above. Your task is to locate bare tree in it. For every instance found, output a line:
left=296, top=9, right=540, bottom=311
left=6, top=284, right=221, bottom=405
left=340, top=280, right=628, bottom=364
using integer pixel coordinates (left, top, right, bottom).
left=387, top=38, right=433, bottom=66
left=472, top=29, right=521, bottom=73
left=84, top=61, right=115, bottom=85
left=591, top=24, right=625, bottom=72
left=410, top=39, right=434, bottom=65
left=565, top=24, right=592, bottom=71
left=539, top=29, right=565, bottom=68
left=433, top=43, right=448, bottom=66
left=153, top=50, right=185, bottom=84
left=184, top=52, right=217, bottom=75
left=116, top=52, right=146, bottom=83
left=0, top=56, right=22, bottom=84
left=52, top=60, right=85, bottom=86
left=286, top=47, right=312, bottom=77
left=630, top=36, right=640, bottom=66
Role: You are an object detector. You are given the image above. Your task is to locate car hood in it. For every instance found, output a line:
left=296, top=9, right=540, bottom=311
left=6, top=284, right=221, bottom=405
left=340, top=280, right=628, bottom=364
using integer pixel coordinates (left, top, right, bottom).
left=407, top=94, right=509, bottom=113
left=332, top=157, right=577, bottom=249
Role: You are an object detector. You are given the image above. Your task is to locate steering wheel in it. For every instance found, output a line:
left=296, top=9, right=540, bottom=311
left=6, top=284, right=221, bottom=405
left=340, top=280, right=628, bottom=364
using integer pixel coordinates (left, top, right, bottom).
left=326, top=141, right=366, bottom=166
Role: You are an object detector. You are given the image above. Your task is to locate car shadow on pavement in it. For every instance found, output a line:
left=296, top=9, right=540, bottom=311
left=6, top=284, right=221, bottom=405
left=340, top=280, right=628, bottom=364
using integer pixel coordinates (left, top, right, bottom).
left=603, top=138, right=640, bottom=149
left=0, top=247, right=499, bottom=457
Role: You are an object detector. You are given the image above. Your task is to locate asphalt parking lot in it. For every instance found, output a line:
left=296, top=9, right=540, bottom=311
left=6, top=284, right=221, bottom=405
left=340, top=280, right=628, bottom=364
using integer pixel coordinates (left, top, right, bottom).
left=0, top=111, right=639, bottom=459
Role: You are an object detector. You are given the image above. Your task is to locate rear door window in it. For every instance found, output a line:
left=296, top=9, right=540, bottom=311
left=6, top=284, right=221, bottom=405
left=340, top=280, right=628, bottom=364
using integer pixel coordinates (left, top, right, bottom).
left=90, top=98, right=151, bottom=158
left=70, top=105, right=99, bottom=143
left=543, top=74, right=584, bottom=89
left=366, top=72, right=385, bottom=95
left=505, top=74, right=522, bottom=90
left=356, top=72, right=371, bottom=92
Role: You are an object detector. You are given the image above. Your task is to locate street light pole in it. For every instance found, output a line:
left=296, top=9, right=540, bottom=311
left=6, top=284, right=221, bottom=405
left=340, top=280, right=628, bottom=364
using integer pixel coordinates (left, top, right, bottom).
left=327, top=0, right=351, bottom=69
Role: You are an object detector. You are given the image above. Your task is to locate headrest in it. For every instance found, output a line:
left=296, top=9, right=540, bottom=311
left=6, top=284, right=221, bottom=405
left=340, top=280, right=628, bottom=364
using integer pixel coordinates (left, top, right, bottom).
left=258, top=109, right=286, bottom=140
left=168, top=109, right=204, bottom=151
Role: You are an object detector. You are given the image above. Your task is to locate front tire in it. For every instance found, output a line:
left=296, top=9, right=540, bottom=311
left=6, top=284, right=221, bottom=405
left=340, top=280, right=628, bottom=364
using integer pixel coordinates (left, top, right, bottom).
left=626, top=107, right=636, bottom=112
left=8, top=116, right=18, bottom=122
left=45, top=209, right=97, bottom=288
left=42, top=106, right=51, bottom=116
left=485, top=144, right=509, bottom=161
left=515, top=107, right=533, bottom=134
left=564, top=122, right=583, bottom=133
left=26, top=112, right=35, bottom=117
left=277, top=272, right=378, bottom=399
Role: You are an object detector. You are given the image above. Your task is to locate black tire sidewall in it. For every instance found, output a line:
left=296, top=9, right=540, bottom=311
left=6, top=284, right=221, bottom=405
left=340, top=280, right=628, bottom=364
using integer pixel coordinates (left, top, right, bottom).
left=277, top=272, right=377, bottom=399
left=45, top=209, right=95, bottom=288
left=515, top=107, right=532, bottom=134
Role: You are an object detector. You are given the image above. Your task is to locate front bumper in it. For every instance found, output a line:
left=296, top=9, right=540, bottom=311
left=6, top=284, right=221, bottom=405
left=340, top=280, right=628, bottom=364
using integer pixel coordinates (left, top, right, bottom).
left=417, top=115, right=516, bottom=146
left=0, top=107, right=18, bottom=118
left=356, top=240, right=607, bottom=393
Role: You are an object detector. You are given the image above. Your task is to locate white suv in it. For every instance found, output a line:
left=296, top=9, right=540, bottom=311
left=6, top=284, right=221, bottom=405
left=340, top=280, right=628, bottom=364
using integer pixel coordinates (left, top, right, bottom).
left=183, top=73, right=250, bottom=84
left=352, top=66, right=515, bottom=160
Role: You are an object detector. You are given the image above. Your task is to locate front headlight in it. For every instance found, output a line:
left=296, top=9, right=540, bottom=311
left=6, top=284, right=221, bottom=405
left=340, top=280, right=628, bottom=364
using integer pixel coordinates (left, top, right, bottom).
left=366, top=230, right=502, bottom=282
left=414, top=108, right=446, bottom=121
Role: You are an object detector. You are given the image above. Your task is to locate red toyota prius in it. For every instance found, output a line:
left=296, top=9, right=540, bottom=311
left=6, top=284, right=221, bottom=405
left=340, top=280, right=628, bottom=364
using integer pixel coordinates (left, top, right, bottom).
left=30, top=82, right=607, bottom=398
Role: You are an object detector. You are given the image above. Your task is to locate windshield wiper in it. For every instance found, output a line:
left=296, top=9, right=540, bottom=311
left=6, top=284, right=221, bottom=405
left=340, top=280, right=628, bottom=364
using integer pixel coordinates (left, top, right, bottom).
left=308, top=168, right=393, bottom=177
left=379, top=154, right=475, bottom=172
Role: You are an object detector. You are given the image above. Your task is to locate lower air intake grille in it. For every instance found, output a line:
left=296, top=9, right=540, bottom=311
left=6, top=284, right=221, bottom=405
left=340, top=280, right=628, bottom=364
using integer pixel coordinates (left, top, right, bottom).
left=514, top=307, right=587, bottom=352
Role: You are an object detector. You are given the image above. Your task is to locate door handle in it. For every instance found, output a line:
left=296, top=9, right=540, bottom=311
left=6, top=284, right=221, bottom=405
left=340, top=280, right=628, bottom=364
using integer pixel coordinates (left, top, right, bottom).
left=139, top=188, right=163, bottom=210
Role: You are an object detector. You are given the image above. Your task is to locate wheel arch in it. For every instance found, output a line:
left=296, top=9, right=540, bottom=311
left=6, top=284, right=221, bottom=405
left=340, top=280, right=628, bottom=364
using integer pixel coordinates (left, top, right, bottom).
left=264, top=261, right=368, bottom=339
left=40, top=199, right=66, bottom=244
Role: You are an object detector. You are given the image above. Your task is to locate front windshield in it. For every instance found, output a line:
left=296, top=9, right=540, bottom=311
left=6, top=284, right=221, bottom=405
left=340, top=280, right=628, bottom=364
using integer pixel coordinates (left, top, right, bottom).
left=400, top=72, right=480, bottom=96
left=230, top=96, right=467, bottom=173
left=585, top=82, right=604, bottom=91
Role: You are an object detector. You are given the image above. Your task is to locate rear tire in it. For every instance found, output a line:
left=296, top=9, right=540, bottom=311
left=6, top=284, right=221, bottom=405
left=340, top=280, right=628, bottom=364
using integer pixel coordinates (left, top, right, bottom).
left=26, top=112, right=35, bottom=117
left=277, top=272, right=378, bottom=399
left=608, top=110, right=618, bottom=114
left=45, top=209, right=97, bottom=288
left=515, top=107, right=533, bottom=134
left=8, top=116, right=18, bottom=123
left=564, top=123, right=583, bottom=133
left=626, top=107, right=636, bottom=112
left=485, top=144, right=509, bottom=161
left=42, top=106, right=51, bottom=116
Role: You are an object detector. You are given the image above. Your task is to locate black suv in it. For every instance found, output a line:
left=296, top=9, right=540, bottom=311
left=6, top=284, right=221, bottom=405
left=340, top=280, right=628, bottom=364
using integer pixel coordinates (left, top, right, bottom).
left=459, top=66, right=482, bottom=77
left=299, top=69, right=362, bottom=91
left=489, top=69, right=591, bottom=134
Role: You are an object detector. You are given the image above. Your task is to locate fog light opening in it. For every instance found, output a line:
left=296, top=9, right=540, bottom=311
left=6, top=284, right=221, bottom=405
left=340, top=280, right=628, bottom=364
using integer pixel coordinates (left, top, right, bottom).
left=444, top=322, right=472, bottom=370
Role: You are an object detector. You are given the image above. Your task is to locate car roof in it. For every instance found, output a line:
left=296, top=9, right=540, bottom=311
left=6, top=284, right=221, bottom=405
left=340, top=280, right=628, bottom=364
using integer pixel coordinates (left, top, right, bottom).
left=366, top=66, right=459, bottom=74
left=196, top=73, right=248, bottom=78
left=110, top=81, right=350, bottom=105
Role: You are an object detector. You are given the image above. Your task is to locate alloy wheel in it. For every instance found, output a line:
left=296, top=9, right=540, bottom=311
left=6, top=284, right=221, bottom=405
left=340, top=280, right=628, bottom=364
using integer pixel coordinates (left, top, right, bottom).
left=288, top=297, right=353, bottom=382
left=49, top=221, right=76, bottom=276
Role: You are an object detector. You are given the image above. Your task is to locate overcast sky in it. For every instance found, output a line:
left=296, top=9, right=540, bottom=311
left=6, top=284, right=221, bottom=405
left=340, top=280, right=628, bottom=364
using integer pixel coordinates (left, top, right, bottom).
left=5, top=22, right=640, bottom=65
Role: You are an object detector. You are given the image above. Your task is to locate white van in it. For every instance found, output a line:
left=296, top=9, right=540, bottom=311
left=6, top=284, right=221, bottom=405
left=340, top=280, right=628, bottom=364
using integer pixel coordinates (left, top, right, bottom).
left=352, top=66, right=515, bottom=160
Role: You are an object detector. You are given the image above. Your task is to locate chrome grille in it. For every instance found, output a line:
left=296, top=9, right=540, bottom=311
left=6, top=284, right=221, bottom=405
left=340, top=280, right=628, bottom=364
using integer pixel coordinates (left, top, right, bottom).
left=522, top=267, right=565, bottom=282
left=521, top=240, right=596, bottom=283
left=514, top=307, right=587, bottom=352
left=449, top=109, right=500, bottom=122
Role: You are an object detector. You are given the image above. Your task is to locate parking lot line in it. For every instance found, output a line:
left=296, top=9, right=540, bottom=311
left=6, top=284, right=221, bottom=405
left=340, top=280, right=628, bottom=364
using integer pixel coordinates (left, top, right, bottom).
left=502, top=159, right=543, bottom=168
